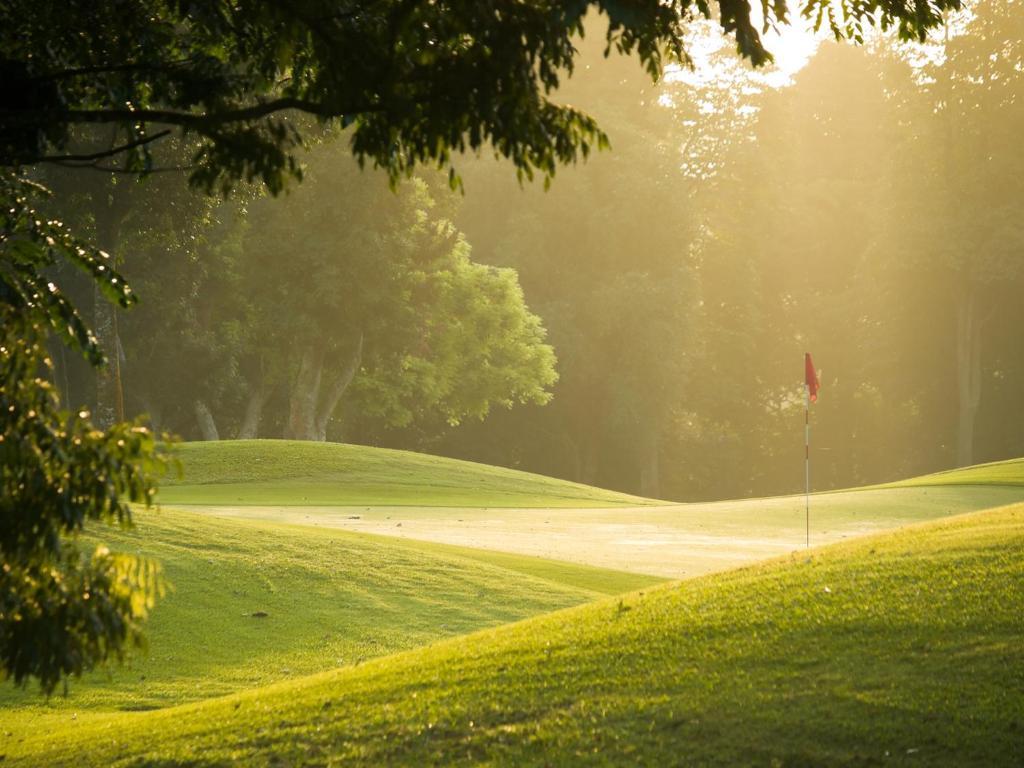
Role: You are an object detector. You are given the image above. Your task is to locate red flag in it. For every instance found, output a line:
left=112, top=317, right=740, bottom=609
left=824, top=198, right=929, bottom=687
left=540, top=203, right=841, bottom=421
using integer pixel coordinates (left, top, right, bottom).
left=805, top=352, right=820, bottom=403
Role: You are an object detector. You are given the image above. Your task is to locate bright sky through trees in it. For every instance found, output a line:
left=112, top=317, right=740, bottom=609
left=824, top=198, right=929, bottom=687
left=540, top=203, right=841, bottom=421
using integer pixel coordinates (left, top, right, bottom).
left=667, top=15, right=821, bottom=93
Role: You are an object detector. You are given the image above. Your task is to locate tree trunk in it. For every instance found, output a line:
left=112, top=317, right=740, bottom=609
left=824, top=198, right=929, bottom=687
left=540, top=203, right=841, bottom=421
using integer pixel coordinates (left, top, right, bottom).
left=138, top=393, right=163, bottom=435
left=194, top=400, right=220, bottom=441
left=639, top=428, right=661, bottom=499
left=92, top=180, right=129, bottom=429
left=954, top=286, right=995, bottom=468
left=51, top=337, right=72, bottom=407
left=554, top=432, right=580, bottom=483
left=580, top=440, right=600, bottom=487
left=238, top=386, right=271, bottom=439
left=238, top=355, right=274, bottom=439
left=955, top=287, right=986, bottom=467
left=314, top=331, right=363, bottom=441
left=93, top=286, right=122, bottom=428
left=285, top=342, right=326, bottom=440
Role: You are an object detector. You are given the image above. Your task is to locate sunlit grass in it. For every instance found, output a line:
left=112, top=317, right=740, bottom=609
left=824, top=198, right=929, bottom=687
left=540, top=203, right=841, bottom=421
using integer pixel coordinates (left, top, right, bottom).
left=159, top=440, right=664, bottom=507
left=185, top=482, right=1024, bottom=578
left=6, top=448, right=1022, bottom=764
left=0, top=507, right=660, bottom=729
left=11, top=505, right=1022, bottom=766
left=873, top=456, right=1024, bottom=489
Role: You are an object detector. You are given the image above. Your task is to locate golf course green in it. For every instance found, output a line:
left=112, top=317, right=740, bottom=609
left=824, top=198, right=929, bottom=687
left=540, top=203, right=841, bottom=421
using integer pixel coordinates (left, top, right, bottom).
left=3, top=441, right=1022, bottom=766
left=8, top=505, right=1021, bottom=766
left=0, top=506, right=659, bottom=727
left=162, top=442, right=1024, bottom=578
left=158, top=440, right=664, bottom=507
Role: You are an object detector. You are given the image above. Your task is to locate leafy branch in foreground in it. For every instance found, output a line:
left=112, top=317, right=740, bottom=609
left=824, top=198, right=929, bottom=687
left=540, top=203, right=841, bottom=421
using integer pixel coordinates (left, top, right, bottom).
left=0, top=1, right=961, bottom=193
left=0, top=172, right=169, bottom=694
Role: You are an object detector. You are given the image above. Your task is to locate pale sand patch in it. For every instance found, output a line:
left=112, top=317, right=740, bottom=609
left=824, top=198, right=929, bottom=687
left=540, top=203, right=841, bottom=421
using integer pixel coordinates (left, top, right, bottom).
left=179, top=505, right=770, bottom=577
left=171, top=485, right=1024, bottom=578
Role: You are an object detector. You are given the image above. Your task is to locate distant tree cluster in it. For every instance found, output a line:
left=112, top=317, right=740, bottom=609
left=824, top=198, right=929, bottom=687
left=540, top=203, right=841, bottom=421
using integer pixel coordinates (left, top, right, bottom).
left=45, top=146, right=558, bottom=443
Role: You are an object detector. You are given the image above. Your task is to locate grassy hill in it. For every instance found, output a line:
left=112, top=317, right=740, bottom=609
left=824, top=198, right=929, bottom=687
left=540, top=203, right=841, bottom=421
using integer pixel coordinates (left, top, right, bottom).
left=159, top=441, right=1024, bottom=512
left=0, top=507, right=660, bottom=729
left=876, top=456, right=1024, bottom=489
left=10, top=504, right=1022, bottom=766
left=158, top=440, right=665, bottom=507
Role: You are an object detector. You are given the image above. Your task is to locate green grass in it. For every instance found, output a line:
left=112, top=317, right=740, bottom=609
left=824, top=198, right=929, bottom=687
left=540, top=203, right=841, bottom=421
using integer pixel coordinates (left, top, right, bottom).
left=159, top=440, right=664, bottom=507
left=874, top=456, right=1024, bottom=489
left=9, top=504, right=1021, bottom=766
left=6, top=450, right=1023, bottom=763
left=191, top=483, right=1024, bottom=578
left=0, top=507, right=660, bottom=723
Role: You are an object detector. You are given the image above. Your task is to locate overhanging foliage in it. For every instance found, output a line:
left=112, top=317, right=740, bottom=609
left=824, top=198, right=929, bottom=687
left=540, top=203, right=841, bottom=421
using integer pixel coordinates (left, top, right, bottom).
left=1, top=1, right=961, bottom=192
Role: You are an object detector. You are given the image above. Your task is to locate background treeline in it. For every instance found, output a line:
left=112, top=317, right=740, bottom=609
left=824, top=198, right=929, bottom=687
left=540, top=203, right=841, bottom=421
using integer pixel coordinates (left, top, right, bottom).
left=48, top=4, right=1024, bottom=501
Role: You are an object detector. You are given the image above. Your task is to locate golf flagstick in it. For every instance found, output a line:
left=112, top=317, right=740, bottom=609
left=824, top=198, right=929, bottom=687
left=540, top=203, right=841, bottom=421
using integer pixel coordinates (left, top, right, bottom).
left=803, top=353, right=820, bottom=549
left=805, top=382, right=810, bottom=549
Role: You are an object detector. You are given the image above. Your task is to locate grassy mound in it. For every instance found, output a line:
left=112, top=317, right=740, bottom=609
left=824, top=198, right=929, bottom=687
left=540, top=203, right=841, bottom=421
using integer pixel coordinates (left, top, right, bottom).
left=13, top=505, right=1022, bottom=766
left=159, top=439, right=664, bottom=507
left=878, top=456, right=1024, bottom=489
left=0, top=507, right=660, bottom=722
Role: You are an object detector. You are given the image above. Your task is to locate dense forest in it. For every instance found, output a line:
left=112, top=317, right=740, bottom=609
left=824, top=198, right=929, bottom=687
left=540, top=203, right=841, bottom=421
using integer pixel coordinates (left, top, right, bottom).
left=45, top=5, right=1024, bottom=501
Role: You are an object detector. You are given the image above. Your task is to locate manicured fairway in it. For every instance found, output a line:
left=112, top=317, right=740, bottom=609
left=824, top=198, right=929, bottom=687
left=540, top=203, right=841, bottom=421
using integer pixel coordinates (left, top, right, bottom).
left=0, top=507, right=661, bottom=735
left=189, top=482, right=1024, bottom=578
left=11, top=505, right=1022, bottom=766
left=166, top=443, right=1024, bottom=578
left=159, top=440, right=663, bottom=507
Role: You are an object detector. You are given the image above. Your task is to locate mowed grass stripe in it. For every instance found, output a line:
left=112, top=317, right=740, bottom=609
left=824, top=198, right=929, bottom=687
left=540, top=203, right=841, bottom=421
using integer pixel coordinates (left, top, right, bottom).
left=14, top=505, right=1023, bottom=767
left=0, top=507, right=662, bottom=720
left=159, top=440, right=665, bottom=507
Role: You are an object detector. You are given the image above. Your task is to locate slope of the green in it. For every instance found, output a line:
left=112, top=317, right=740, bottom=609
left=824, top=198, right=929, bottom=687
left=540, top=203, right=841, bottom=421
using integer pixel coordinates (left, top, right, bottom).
left=197, top=483, right=1024, bottom=579
left=14, top=505, right=1022, bottom=766
left=0, top=507, right=661, bottom=721
left=159, top=439, right=664, bottom=507
left=876, top=456, right=1024, bottom=489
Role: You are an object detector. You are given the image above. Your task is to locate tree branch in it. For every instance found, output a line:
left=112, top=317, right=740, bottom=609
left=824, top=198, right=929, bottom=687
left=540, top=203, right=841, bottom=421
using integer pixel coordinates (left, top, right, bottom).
left=42, top=162, right=195, bottom=174
left=2, top=97, right=383, bottom=132
left=28, top=61, right=194, bottom=82
left=30, top=130, right=172, bottom=164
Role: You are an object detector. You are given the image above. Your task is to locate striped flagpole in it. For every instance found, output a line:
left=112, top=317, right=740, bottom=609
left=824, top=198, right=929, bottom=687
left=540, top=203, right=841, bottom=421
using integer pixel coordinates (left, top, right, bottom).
left=805, top=383, right=811, bottom=548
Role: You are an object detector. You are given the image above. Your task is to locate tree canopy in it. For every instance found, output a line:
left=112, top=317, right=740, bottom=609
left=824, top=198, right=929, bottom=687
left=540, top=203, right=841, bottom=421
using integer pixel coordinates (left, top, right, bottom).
left=2, top=1, right=960, bottom=190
